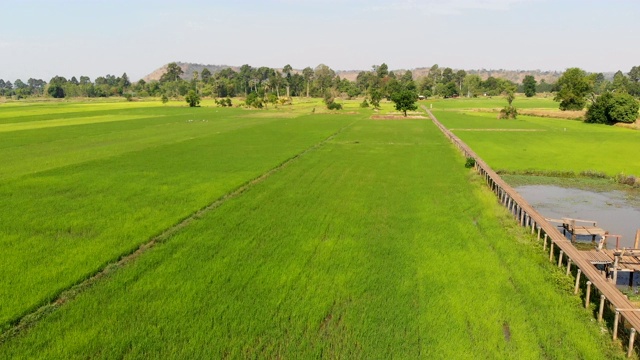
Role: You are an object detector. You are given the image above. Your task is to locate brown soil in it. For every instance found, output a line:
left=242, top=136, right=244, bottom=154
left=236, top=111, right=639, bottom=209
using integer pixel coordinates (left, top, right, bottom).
left=370, top=115, right=426, bottom=120
left=451, top=128, right=546, bottom=132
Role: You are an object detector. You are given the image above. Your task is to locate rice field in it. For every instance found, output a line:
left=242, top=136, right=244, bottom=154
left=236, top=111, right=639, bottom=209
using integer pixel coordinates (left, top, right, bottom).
left=0, top=99, right=626, bottom=358
left=430, top=98, right=640, bottom=176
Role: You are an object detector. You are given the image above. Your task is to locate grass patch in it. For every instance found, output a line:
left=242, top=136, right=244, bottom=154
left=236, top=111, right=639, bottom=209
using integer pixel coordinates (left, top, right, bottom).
left=0, top=100, right=355, bottom=329
left=432, top=109, right=640, bottom=178
left=0, top=107, right=625, bottom=358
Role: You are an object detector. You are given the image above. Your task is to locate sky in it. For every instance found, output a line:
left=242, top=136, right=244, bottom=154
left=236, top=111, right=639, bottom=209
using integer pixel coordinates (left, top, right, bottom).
left=1, top=0, right=639, bottom=82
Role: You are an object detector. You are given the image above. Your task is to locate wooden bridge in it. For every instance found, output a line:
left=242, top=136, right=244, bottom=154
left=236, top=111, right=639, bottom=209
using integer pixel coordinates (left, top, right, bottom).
left=425, top=107, right=640, bottom=357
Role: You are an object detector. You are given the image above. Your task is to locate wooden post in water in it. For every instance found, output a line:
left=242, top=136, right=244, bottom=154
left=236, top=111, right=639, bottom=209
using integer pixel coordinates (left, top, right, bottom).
left=566, top=259, right=572, bottom=276
left=598, top=295, right=606, bottom=322
left=629, top=328, right=637, bottom=358
left=558, top=250, right=564, bottom=267
left=574, top=269, right=582, bottom=295
left=549, top=242, right=554, bottom=262
left=635, top=229, right=640, bottom=249
left=585, top=281, right=592, bottom=308
left=614, top=311, right=620, bottom=340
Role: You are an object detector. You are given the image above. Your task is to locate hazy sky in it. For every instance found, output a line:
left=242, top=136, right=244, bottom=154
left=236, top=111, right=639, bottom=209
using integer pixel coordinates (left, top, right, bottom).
left=2, top=0, right=639, bottom=81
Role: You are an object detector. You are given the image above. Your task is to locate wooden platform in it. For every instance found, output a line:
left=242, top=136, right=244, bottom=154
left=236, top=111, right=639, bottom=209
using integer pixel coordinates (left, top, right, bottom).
left=546, top=217, right=607, bottom=242
left=580, top=249, right=614, bottom=265
left=581, top=249, right=640, bottom=272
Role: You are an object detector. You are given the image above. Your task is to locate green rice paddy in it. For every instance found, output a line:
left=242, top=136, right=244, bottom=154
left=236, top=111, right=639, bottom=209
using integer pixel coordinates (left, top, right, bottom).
left=430, top=97, right=640, bottom=176
left=0, top=99, right=627, bottom=358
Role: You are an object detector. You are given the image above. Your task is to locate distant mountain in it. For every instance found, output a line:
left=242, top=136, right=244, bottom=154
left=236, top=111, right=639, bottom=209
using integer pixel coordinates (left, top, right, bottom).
left=142, top=62, right=239, bottom=82
left=141, top=62, right=615, bottom=84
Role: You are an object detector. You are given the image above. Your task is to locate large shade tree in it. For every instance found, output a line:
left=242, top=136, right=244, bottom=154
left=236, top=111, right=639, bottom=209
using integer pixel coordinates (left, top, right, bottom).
left=554, top=68, right=593, bottom=111
left=391, top=89, right=418, bottom=117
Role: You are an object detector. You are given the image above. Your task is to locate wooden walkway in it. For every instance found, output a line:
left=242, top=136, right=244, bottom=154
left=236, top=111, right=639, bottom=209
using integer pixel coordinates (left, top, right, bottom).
left=425, top=107, right=640, bottom=357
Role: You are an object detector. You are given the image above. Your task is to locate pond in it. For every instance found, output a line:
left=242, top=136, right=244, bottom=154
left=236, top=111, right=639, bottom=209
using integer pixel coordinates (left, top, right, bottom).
left=514, top=185, right=640, bottom=249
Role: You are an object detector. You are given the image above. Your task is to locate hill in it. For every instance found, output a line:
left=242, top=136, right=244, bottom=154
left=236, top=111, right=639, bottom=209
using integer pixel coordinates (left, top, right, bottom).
left=142, top=62, right=239, bottom=82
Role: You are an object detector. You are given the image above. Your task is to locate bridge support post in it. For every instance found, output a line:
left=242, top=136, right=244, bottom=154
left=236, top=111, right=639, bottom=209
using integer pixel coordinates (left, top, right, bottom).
left=574, top=269, right=582, bottom=295
left=558, top=250, right=564, bottom=268
left=598, top=295, right=605, bottom=322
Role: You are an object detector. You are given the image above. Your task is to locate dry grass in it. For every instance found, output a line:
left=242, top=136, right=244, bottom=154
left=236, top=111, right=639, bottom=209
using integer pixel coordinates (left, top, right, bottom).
left=467, top=107, right=585, bottom=121
left=370, top=115, right=426, bottom=120
left=614, top=119, right=640, bottom=130
left=517, top=108, right=585, bottom=120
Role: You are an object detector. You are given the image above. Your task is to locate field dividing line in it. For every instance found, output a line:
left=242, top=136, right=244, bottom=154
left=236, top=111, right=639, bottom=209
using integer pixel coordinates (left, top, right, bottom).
left=0, top=120, right=357, bottom=345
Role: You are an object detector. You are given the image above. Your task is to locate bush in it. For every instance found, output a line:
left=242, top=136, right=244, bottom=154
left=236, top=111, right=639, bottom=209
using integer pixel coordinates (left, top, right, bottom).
left=498, top=106, right=518, bottom=119
left=360, top=99, right=369, bottom=108
left=324, top=93, right=342, bottom=110
left=609, top=93, right=639, bottom=123
left=465, top=157, right=476, bottom=168
left=245, top=92, right=263, bottom=108
left=214, top=98, right=232, bottom=107
left=585, top=92, right=639, bottom=124
left=616, top=173, right=638, bottom=186
left=185, top=90, right=201, bottom=107
left=327, top=102, right=342, bottom=110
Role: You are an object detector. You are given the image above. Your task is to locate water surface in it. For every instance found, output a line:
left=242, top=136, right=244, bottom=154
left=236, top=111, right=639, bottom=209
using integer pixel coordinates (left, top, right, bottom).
left=515, top=185, right=640, bottom=248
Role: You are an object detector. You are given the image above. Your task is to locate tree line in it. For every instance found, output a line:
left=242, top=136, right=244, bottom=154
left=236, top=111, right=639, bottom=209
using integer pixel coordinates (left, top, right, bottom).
left=553, top=67, right=640, bottom=124
left=1, top=63, right=639, bottom=115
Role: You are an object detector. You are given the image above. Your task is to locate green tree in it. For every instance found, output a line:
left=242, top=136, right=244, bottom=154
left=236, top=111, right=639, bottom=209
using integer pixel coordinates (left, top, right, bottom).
left=554, top=68, right=593, bottom=110
left=454, top=70, right=467, bottom=94
left=441, top=68, right=454, bottom=84
left=463, top=74, right=482, bottom=97
left=47, top=76, right=67, bottom=98
left=369, top=88, right=382, bottom=109
left=160, top=62, right=184, bottom=83
left=375, top=63, right=389, bottom=78
left=400, top=70, right=416, bottom=91
left=611, top=71, right=630, bottom=93
left=185, top=90, right=200, bottom=107
left=585, top=92, right=639, bottom=124
left=313, top=64, right=335, bottom=96
left=628, top=66, right=640, bottom=96
left=499, top=83, right=518, bottom=119
left=302, top=67, right=314, bottom=98
left=522, top=75, right=537, bottom=97
left=283, top=64, right=293, bottom=98
left=390, top=89, right=418, bottom=117
left=119, top=72, right=131, bottom=90
left=201, top=68, right=212, bottom=83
